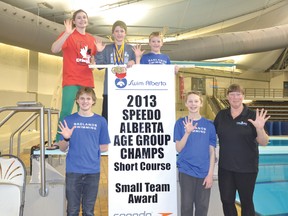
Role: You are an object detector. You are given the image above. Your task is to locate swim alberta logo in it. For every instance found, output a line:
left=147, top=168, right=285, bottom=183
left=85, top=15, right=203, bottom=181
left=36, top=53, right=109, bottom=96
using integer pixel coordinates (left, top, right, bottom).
left=112, top=66, right=127, bottom=88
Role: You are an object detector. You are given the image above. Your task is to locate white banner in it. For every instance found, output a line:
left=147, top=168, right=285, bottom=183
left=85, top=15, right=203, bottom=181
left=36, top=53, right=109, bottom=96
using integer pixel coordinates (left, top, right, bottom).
left=108, top=64, right=177, bottom=216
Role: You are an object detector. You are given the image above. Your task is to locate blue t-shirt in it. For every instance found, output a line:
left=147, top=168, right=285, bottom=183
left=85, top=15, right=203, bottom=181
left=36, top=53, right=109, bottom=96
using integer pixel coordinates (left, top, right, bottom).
left=61, top=113, right=110, bottom=174
left=174, top=117, right=216, bottom=178
left=140, top=52, right=171, bottom=64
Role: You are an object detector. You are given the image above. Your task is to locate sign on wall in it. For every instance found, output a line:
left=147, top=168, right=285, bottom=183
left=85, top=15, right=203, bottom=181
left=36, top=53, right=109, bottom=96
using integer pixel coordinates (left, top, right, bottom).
left=108, top=64, right=177, bottom=216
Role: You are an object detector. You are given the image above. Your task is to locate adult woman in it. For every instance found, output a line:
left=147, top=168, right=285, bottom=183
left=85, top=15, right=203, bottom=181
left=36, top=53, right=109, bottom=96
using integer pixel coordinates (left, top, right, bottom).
left=214, top=83, right=270, bottom=216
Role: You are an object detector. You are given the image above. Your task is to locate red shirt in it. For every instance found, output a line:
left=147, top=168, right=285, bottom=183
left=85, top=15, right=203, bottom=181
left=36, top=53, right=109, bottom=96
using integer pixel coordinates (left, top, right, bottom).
left=61, top=30, right=96, bottom=87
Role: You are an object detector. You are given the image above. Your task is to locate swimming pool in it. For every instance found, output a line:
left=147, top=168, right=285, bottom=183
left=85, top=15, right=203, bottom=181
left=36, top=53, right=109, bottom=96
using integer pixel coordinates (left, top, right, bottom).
left=237, top=137, right=288, bottom=216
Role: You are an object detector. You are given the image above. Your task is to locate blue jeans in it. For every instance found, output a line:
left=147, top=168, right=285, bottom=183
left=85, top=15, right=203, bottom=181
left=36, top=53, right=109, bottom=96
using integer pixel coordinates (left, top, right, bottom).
left=66, top=172, right=100, bottom=216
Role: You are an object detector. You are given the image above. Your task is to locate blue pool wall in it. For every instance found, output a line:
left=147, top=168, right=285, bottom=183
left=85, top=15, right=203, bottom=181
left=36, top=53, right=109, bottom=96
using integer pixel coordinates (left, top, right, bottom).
left=265, top=121, right=288, bottom=135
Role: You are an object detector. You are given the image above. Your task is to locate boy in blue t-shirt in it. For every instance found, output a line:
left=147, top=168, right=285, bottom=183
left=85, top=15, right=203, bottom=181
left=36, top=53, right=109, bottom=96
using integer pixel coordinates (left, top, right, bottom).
left=134, top=31, right=179, bottom=73
left=57, top=87, right=110, bottom=216
left=174, top=91, right=216, bottom=216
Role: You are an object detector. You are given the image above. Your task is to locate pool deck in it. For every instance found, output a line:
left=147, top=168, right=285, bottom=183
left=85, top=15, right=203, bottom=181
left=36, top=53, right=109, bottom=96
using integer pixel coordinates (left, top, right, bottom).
left=259, top=146, right=288, bottom=154
left=237, top=141, right=288, bottom=216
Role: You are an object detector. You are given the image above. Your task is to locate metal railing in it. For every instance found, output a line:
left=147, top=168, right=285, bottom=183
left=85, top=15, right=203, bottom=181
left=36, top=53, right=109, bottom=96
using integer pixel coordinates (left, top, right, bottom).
left=215, top=88, right=288, bottom=99
left=0, top=101, right=59, bottom=197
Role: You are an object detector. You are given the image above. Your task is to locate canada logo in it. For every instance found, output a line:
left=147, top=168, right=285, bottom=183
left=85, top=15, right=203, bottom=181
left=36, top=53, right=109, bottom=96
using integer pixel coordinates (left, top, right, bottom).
left=112, top=66, right=127, bottom=88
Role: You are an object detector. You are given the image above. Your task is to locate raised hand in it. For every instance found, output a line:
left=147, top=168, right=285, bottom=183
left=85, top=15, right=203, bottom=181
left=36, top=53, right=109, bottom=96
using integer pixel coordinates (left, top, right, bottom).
left=58, top=120, right=75, bottom=140
left=132, top=44, right=145, bottom=59
left=94, top=38, right=106, bottom=52
left=64, top=19, right=75, bottom=35
left=183, top=117, right=198, bottom=134
left=248, top=108, right=270, bottom=129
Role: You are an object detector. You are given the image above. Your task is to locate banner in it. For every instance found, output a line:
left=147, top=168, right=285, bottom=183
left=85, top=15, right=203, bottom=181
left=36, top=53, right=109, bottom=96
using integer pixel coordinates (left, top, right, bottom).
left=108, top=64, right=177, bottom=216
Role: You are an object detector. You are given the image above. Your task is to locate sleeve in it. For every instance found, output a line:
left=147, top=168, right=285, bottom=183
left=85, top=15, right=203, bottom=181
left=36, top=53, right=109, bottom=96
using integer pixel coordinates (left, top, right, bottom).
left=140, top=54, right=148, bottom=64
left=166, top=55, right=171, bottom=64
left=173, top=118, right=183, bottom=142
left=209, top=121, right=217, bottom=147
left=99, top=118, right=111, bottom=144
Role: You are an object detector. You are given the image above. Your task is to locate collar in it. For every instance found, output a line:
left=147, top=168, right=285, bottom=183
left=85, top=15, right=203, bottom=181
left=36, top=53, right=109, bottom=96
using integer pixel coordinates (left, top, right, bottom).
left=227, top=103, right=248, bottom=117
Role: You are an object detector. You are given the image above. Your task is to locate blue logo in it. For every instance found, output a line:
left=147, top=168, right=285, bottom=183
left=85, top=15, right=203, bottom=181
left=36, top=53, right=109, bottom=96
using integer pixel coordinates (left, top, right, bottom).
left=115, top=78, right=127, bottom=88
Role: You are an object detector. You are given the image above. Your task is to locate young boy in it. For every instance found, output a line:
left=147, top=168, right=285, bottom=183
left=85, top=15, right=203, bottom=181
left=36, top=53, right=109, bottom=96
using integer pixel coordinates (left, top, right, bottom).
left=135, top=31, right=179, bottom=73
left=95, top=20, right=136, bottom=121
left=57, top=87, right=110, bottom=216
left=174, top=91, right=216, bottom=216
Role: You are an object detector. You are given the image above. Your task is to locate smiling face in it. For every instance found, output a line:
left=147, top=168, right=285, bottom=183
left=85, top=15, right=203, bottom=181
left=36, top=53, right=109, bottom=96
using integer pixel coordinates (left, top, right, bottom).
left=227, top=91, right=244, bottom=109
left=149, top=36, right=163, bottom=53
left=75, top=87, right=96, bottom=114
left=73, top=10, right=88, bottom=29
left=113, top=26, right=126, bottom=44
left=185, top=92, right=203, bottom=114
left=226, top=84, right=244, bottom=109
left=76, top=93, right=95, bottom=112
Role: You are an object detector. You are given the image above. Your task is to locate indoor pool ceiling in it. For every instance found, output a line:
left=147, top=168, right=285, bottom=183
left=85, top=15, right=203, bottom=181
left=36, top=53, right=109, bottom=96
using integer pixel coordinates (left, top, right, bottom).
left=1, top=0, right=288, bottom=73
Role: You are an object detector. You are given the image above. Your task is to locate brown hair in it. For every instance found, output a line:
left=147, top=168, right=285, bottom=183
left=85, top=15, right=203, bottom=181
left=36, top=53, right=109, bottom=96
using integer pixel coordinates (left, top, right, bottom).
left=112, top=20, right=127, bottom=33
left=76, top=87, right=96, bottom=105
left=227, top=83, right=244, bottom=95
left=72, top=9, right=88, bottom=20
left=72, top=9, right=88, bottom=28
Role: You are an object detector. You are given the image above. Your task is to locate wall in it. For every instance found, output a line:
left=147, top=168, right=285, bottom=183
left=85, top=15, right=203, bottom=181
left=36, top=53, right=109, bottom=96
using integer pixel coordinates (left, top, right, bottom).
left=0, top=43, right=104, bottom=153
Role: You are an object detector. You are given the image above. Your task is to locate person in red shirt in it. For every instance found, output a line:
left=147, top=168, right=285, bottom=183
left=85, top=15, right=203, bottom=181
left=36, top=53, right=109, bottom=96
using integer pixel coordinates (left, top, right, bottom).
left=51, top=9, right=97, bottom=142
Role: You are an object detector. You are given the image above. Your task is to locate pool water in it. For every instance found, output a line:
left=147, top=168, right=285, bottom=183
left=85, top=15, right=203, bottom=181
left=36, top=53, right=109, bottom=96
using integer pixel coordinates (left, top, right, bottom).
left=268, top=139, right=288, bottom=146
left=236, top=138, right=288, bottom=216
left=255, top=154, right=288, bottom=216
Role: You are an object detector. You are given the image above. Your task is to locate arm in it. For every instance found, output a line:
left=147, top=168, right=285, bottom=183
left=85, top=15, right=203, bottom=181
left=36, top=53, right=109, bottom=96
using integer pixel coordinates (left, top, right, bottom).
left=100, top=144, right=109, bottom=152
left=174, top=65, right=179, bottom=74
left=203, top=146, right=215, bottom=189
left=175, top=117, right=198, bottom=152
left=58, top=140, right=69, bottom=152
left=51, top=19, right=74, bottom=53
left=248, top=108, right=270, bottom=146
left=256, top=128, right=270, bottom=146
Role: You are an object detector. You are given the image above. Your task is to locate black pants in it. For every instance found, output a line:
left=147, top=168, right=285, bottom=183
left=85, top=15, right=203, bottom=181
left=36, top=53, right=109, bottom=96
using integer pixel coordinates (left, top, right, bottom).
left=102, top=94, right=108, bottom=121
left=218, top=167, right=257, bottom=216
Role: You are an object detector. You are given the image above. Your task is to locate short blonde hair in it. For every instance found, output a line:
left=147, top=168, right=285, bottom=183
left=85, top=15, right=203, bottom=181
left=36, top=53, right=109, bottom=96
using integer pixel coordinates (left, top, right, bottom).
left=149, top=32, right=164, bottom=42
left=185, top=91, right=203, bottom=103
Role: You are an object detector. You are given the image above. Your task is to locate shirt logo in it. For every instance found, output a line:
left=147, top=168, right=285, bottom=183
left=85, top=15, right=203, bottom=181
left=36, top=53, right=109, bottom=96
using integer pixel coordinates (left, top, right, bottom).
left=236, top=121, right=247, bottom=126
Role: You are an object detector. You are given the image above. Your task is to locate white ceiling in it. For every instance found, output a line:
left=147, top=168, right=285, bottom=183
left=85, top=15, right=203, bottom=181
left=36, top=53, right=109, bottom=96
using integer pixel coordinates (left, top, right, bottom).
left=1, top=0, right=288, bottom=73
